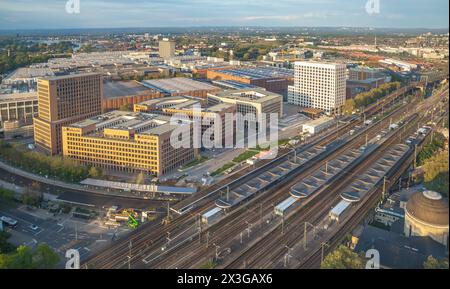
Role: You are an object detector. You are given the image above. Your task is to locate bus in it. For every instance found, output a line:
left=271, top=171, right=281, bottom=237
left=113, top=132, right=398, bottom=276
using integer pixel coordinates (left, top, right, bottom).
left=0, top=216, right=18, bottom=228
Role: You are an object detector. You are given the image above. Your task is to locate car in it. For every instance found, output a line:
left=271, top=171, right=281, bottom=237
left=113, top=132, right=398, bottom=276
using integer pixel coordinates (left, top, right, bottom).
left=29, top=224, right=39, bottom=231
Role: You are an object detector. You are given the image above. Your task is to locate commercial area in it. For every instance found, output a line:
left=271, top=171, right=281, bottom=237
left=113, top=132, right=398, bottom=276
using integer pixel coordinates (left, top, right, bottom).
left=33, top=73, right=103, bottom=155
left=206, top=66, right=294, bottom=98
left=141, top=77, right=221, bottom=98
left=62, top=111, right=197, bottom=176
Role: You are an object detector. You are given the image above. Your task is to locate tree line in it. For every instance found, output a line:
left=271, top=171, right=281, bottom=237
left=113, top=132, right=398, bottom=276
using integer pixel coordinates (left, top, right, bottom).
left=343, top=82, right=401, bottom=114
left=0, top=141, right=102, bottom=183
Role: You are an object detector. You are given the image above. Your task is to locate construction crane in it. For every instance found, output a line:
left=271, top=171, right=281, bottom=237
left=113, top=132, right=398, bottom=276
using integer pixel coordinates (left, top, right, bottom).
left=127, top=212, right=139, bottom=229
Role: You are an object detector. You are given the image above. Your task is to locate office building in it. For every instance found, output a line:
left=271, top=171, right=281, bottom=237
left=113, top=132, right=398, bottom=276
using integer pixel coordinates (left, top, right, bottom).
left=288, top=61, right=346, bottom=115
left=34, top=73, right=103, bottom=155
left=62, top=111, right=197, bottom=176
left=159, top=39, right=176, bottom=59
left=0, top=92, right=38, bottom=128
left=134, top=96, right=235, bottom=147
left=207, top=88, right=283, bottom=129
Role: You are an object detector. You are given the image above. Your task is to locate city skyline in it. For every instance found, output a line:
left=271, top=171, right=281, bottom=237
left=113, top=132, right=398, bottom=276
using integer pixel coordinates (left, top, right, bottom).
left=0, top=0, right=449, bottom=30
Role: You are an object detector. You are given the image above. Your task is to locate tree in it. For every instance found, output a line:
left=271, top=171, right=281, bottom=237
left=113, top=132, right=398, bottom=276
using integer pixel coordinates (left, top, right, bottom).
left=0, top=232, right=15, bottom=254
left=135, top=172, right=146, bottom=185
left=88, top=166, right=103, bottom=178
left=119, top=103, right=132, bottom=111
left=7, top=245, right=33, bottom=269
left=22, top=187, right=43, bottom=207
left=423, top=256, right=449, bottom=269
left=32, top=243, right=60, bottom=269
left=321, top=245, right=365, bottom=269
left=343, top=99, right=356, bottom=115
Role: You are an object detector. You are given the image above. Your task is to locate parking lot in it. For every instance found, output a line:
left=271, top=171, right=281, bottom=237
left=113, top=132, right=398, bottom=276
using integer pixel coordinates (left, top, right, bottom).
left=0, top=205, right=131, bottom=267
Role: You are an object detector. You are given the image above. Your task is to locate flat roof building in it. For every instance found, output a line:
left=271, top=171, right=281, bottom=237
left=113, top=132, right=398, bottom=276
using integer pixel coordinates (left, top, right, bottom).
left=141, top=77, right=221, bottom=98
left=34, top=73, right=103, bottom=155
left=207, top=66, right=294, bottom=99
left=0, top=92, right=38, bottom=128
left=134, top=96, right=235, bottom=147
left=288, top=61, right=346, bottom=115
left=208, top=88, right=283, bottom=121
left=102, top=81, right=162, bottom=111
left=62, top=110, right=197, bottom=177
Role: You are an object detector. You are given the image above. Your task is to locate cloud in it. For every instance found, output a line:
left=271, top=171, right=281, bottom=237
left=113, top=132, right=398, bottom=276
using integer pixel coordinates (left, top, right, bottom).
left=0, top=0, right=448, bottom=29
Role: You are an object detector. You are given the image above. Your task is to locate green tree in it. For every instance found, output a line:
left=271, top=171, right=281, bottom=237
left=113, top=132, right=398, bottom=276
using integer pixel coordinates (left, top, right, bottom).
left=32, top=243, right=60, bottom=269
left=88, top=166, right=103, bottom=178
left=423, top=256, right=449, bottom=269
left=343, top=99, right=356, bottom=115
left=8, top=245, right=33, bottom=269
left=321, top=245, right=365, bottom=269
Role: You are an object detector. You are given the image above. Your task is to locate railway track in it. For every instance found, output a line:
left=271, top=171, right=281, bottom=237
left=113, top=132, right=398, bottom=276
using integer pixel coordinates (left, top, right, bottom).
left=134, top=91, right=422, bottom=269
left=298, top=111, right=448, bottom=269
left=82, top=83, right=421, bottom=269
left=222, top=112, right=422, bottom=269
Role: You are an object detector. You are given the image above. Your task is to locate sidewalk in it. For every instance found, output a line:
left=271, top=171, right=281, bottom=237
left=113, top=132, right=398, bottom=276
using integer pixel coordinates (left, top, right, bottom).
left=0, top=160, right=149, bottom=200
left=0, top=179, right=57, bottom=202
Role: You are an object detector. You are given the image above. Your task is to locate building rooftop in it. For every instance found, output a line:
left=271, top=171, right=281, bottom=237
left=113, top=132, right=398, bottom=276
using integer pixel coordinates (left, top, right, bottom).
left=406, top=191, right=449, bottom=227
left=354, top=225, right=447, bottom=269
left=294, top=61, right=346, bottom=68
left=69, top=110, right=181, bottom=137
left=141, top=77, right=219, bottom=94
left=103, top=81, right=154, bottom=98
left=137, top=95, right=234, bottom=115
left=0, top=92, right=38, bottom=103
left=3, top=67, right=55, bottom=82
left=211, top=79, right=257, bottom=90
left=212, top=66, right=293, bottom=80
left=43, top=72, right=101, bottom=82
left=211, top=88, right=282, bottom=103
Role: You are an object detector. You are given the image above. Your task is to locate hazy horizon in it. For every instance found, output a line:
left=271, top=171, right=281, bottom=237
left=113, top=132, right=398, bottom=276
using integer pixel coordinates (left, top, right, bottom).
left=0, top=0, right=448, bottom=30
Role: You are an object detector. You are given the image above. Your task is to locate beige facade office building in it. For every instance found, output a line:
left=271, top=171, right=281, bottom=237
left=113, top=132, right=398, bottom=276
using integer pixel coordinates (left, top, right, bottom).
left=159, top=39, right=176, bottom=59
left=62, top=111, right=197, bottom=176
left=34, top=73, right=103, bottom=155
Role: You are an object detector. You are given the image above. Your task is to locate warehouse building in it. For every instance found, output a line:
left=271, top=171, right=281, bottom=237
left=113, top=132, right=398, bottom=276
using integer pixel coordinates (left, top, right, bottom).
left=62, top=111, right=197, bottom=177
left=102, top=81, right=162, bottom=111
left=206, top=66, right=294, bottom=99
left=141, top=77, right=221, bottom=99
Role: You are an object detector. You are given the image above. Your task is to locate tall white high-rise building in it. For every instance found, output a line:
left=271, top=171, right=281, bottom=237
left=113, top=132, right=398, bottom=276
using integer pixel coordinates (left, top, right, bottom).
left=288, top=61, right=346, bottom=115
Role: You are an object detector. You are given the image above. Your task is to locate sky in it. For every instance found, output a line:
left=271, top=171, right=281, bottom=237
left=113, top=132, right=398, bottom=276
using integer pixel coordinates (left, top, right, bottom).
left=0, top=0, right=448, bottom=30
